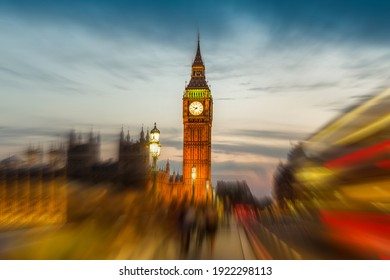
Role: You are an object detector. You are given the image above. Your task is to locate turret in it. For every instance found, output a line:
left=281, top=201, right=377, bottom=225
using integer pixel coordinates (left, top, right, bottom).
left=120, top=126, right=124, bottom=142
left=145, top=129, right=150, bottom=142
left=172, top=170, right=176, bottom=183
left=140, top=126, right=145, bottom=142
left=166, top=159, right=170, bottom=175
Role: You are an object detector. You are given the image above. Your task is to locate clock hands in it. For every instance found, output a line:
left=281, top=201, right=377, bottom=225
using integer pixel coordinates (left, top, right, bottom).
left=189, top=101, right=203, bottom=115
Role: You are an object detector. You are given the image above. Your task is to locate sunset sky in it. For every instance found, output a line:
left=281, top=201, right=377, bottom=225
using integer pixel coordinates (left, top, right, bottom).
left=1, top=0, right=390, bottom=197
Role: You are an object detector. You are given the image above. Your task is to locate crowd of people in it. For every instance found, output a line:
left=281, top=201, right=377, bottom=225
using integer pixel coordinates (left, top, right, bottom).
left=166, top=199, right=221, bottom=258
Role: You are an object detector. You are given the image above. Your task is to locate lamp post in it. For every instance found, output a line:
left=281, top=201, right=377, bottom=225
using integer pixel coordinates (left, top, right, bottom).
left=206, top=180, right=210, bottom=204
left=191, top=165, right=196, bottom=204
left=149, top=123, right=161, bottom=198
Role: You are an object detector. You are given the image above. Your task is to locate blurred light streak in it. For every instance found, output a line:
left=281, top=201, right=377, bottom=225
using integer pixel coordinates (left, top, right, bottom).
left=340, top=182, right=390, bottom=202
left=374, top=160, right=390, bottom=170
left=294, top=166, right=335, bottom=186
left=335, top=113, right=390, bottom=146
left=320, top=210, right=390, bottom=258
left=324, top=139, right=390, bottom=169
left=308, top=88, right=390, bottom=143
left=282, top=88, right=390, bottom=259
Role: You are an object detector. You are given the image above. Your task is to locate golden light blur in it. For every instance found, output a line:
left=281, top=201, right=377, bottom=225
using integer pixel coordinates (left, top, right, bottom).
left=272, top=88, right=390, bottom=260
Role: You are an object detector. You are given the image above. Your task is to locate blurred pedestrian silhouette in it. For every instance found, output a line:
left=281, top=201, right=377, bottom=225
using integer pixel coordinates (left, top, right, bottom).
left=205, top=205, right=218, bottom=256
left=195, top=205, right=206, bottom=250
left=178, top=203, right=196, bottom=256
left=223, top=197, right=232, bottom=228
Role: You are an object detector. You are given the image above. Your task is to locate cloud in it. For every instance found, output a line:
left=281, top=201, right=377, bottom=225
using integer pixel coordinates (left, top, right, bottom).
left=0, top=126, right=67, bottom=139
left=248, top=82, right=336, bottom=93
left=159, top=127, right=306, bottom=160
left=213, top=143, right=289, bottom=159
left=161, top=139, right=182, bottom=151
left=230, top=129, right=309, bottom=141
left=349, top=94, right=377, bottom=101
left=2, top=0, right=390, bottom=47
left=0, top=0, right=230, bottom=45
left=214, top=97, right=239, bottom=101
left=242, top=0, right=390, bottom=45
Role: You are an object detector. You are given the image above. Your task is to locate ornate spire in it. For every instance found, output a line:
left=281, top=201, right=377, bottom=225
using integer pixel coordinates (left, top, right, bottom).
left=120, top=125, right=124, bottom=142
left=186, top=33, right=209, bottom=89
left=140, top=125, right=145, bottom=142
left=145, top=128, right=150, bottom=142
left=192, top=32, right=204, bottom=67
left=166, top=159, right=170, bottom=173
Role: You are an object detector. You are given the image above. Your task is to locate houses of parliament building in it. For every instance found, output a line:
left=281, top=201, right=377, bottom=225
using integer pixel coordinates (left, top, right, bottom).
left=0, top=36, right=213, bottom=229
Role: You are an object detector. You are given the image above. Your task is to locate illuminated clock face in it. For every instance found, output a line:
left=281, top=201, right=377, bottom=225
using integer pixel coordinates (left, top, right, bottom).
left=189, top=101, right=203, bottom=115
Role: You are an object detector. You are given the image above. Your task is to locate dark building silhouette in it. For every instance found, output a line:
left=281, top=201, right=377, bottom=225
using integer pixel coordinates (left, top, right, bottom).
left=66, top=127, right=150, bottom=188
left=273, top=161, right=296, bottom=209
left=216, top=180, right=254, bottom=206
left=66, top=129, right=100, bottom=179
left=117, top=126, right=149, bottom=187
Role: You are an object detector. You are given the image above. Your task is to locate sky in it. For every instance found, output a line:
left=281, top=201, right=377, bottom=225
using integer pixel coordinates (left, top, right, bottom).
left=1, top=0, right=390, bottom=198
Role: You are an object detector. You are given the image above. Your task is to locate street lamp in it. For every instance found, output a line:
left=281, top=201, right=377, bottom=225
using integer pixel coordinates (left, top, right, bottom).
left=191, top=165, right=196, bottom=203
left=206, top=180, right=210, bottom=204
left=150, top=123, right=161, bottom=197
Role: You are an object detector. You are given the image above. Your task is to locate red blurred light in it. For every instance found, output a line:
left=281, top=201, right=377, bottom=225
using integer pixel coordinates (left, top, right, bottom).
left=320, top=210, right=390, bottom=236
left=320, top=210, right=390, bottom=258
left=374, top=160, right=390, bottom=170
left=324, top=139, right=390, bottom=169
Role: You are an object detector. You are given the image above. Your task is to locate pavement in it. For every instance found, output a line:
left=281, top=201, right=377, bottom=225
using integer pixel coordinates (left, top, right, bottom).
left=0, top=187, right=258, bottom=260
left=114, top=214, right=257, bottom=260
left=178, top=216, right=257, bottom=260
left=206, top=217, right=256, bottom=260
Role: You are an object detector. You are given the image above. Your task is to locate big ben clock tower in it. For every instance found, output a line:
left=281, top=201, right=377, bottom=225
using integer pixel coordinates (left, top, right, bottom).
left=183, top=35, right=213, bottom=202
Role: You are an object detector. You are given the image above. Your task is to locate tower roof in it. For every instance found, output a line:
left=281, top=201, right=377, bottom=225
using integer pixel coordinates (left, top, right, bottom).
left=192, top=33, right=204, bottom=67
left=186, top=33, right=209, bottom=90
left=151, top=122, right=160, bottom=134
